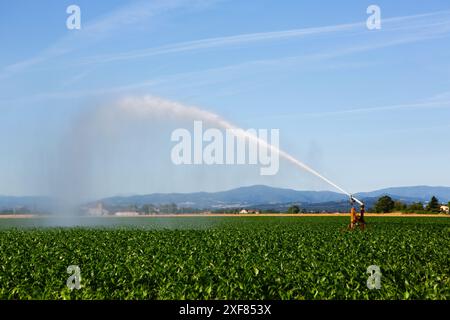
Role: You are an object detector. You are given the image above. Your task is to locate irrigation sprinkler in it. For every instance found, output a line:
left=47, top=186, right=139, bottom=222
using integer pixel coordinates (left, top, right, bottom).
left=349, top=195, right=366, bottom=230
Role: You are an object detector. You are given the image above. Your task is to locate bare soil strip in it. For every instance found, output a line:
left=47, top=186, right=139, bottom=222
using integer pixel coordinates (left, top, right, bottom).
left=0, top=214, right=35, bottom=219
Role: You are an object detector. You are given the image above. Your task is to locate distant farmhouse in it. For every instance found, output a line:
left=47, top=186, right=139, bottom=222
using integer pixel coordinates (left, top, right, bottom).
left=239, top=209, right=260, bottom=214
left=114, top=211, right=140, bottom=217
left=441, top=205, right=449, bottom=214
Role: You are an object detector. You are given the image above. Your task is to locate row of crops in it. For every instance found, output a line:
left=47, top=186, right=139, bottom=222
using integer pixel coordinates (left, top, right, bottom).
left=0, top=217, right=449, bottom=299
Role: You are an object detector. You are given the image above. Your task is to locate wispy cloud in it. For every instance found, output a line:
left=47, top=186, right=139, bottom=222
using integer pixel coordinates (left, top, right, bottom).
left=0, top=0, right=215, bottom=80
left=3, top=7, right=449, bottom=87
left=2, top=8, right=450, bottom=107
left=311, top=100, right=450, bottom=116
left=426, top=90, right=450, bottom=102
left=2, top=29, right=449, bottom=108
left=257, top=99, right=450, bottom=122
left=0, top=78, right=166, bottom=106
left=78, top=22, right=362, bottom=65
left=76, top=10, right=450, bottom=66
left=80, top=0, right=213, bottom=40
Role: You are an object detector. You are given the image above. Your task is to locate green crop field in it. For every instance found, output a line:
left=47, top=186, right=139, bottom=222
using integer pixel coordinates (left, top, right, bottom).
left=0, top=216, right=449, bottom=300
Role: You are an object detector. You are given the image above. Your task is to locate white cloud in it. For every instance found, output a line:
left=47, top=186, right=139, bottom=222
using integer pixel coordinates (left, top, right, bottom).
left=76, top=10, right=450, bottom=66
left=259, top=100, right=450, bottom=121
left=0, top=0, right=216, bottom=80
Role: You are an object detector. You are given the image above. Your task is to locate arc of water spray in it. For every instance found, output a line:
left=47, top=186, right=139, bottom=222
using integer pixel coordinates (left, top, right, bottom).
left=117, top=96, right=353, bottom=197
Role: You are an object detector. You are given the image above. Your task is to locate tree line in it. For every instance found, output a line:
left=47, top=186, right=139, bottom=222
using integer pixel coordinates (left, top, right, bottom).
left=372, top=195, right=449, bottom=214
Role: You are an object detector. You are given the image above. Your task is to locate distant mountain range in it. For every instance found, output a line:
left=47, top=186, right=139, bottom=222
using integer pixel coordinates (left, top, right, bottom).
left=356, top=186, right=450, bottom=203
left=0, top=196, right=52, bottom=211
left=1, top=185, right=449, bottom=212
left=99, top=185, right=450, bottom=208
left=100, top=185, right=348, bottom=209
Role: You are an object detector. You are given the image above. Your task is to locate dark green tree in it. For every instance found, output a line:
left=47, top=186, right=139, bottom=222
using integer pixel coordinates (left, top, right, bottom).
left=374, top=195, right=395, bottom=213
left=287, top=205, right=300, bottom=214
left=393, top=200, right=407, bottom=212
left=142, top=204, right=157, bottom=214
left=426, top=196, right=440, bottom=213
left=408, top=202, right=424, bottom=212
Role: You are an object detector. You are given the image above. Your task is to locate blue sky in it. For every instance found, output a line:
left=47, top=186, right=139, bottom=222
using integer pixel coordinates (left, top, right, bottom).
left=1, top=0, right=450, bottom=198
